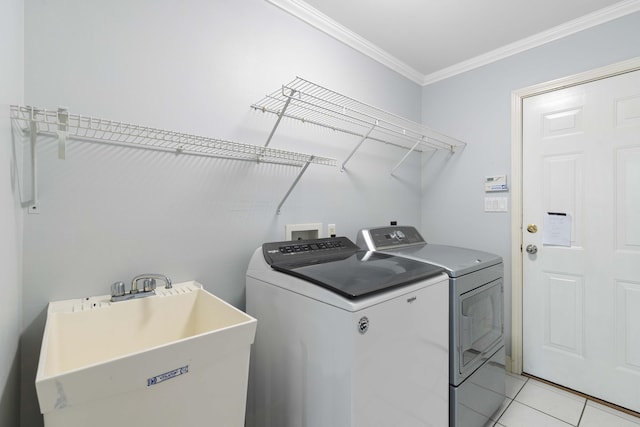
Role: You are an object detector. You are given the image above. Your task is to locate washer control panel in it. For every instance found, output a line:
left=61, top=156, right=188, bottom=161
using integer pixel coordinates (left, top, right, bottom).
left=262, top=236, right=359, bottom=266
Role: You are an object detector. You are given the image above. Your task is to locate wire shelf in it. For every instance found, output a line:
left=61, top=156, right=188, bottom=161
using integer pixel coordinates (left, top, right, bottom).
left=10, top=105, right=336, bottom=214
left=251, top=77, right=467, bottom=155
left=10, top=105, right=336, bottom=167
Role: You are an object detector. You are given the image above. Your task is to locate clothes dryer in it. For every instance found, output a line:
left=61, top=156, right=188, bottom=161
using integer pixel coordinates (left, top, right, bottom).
left=357, top=226, right=506, bottom=427
left=245, top=236, right=449, bottom=427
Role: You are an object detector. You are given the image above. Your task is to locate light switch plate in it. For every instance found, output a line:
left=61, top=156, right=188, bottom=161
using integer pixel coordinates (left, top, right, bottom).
left=485, top=197, right=508, bottom=212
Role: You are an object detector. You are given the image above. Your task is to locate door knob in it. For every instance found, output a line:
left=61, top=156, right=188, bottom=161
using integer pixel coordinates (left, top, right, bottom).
left=527, top=224, right=538, bottom=233
left=526, top=244, right=538, bottom=254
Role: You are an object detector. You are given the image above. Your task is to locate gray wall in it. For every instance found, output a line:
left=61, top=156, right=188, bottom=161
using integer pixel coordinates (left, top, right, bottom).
left=0, top=0, right=24, bottom=426
left=18, top=1, right=640, bottom=424
left=21, top=0, right=422, bottom=425
left=420, top=11, right=640, bottom=358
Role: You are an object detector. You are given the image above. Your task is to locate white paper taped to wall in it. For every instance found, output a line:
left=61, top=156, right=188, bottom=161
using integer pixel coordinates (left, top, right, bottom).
left=543, top=212, right=571, bottom=246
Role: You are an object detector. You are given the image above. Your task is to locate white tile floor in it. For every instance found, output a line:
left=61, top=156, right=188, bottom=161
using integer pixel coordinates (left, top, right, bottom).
left=490, top=373, right=640, bottom=427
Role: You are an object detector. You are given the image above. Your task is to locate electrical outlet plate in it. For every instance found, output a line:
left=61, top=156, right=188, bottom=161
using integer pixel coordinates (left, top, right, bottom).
left=285, top=223, right=323, bottom=241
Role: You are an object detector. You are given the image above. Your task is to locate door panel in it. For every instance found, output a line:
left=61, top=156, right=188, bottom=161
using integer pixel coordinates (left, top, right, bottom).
left=616, top=282, right=640, bottom=371
left=523, top=69, right=640, bottom=412
left=545, top=273, right=584, bottom=356
left=617, top=147, right=640, bottom=249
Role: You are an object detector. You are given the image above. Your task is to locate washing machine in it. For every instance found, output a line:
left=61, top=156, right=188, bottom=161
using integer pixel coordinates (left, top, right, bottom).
left=357, top=226, right=506, bottom=427
left=245, top=236, right=450, bottom=427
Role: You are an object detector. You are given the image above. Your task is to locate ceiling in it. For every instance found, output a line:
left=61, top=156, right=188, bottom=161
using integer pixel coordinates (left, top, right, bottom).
left=267, top=0, right=640, bottom=85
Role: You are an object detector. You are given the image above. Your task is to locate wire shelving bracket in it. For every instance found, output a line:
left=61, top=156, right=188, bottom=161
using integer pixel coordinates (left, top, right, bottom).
left=10, top=105, right=336, bottom=214
left=251, top=77, right=466, bottom=174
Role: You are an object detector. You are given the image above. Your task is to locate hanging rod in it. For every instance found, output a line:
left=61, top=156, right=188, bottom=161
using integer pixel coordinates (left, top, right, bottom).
left=251, top=77, right=466, bottom=171
left=10, top=105, right=336, bottom=214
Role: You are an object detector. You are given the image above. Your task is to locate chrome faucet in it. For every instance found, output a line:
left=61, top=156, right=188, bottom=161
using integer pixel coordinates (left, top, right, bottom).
left=110, top=273, right=172, bottom=302
left=131, top=273, right=172, bottom=292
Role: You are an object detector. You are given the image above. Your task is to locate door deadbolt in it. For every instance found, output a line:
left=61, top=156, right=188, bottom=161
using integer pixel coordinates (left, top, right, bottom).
left=527, top=224, right=538, bottom=233
left=526, top=244, right=538, bottom=254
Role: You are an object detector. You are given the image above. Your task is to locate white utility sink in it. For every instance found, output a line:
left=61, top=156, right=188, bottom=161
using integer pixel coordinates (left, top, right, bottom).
left=36, top=281, right=257, bottom=427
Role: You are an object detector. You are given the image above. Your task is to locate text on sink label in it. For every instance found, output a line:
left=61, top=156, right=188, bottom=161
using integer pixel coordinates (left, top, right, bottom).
left=147, top=365, right=189, bottom=387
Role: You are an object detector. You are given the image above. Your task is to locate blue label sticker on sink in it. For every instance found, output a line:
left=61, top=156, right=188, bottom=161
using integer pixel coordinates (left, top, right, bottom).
left=147, top=365, right=189, bottom=387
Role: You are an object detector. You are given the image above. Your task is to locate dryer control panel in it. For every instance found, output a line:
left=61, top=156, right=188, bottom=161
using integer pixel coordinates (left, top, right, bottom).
left=357, top=226, right=425, bottom=250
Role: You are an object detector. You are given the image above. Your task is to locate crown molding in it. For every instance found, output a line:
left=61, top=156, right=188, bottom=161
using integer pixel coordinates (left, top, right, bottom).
left=266, top=0, right=640, bottom=87
left=265, top=0, right=425, bottom=85
left=421, top=0, right=640, bottom=85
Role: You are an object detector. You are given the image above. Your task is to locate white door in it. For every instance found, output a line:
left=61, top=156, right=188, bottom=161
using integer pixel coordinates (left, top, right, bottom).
left=522, top=69, right=640, bottom=412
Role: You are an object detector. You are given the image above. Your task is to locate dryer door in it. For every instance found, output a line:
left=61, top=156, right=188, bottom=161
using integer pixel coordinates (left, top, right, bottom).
left=457, top=279, right=504, bottom=380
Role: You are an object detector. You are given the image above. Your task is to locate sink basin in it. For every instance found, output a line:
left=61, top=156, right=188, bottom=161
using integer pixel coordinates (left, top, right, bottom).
left=36, top=281, right=257, bottom=427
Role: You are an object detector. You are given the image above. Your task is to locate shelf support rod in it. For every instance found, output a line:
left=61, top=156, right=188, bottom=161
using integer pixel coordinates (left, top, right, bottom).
left=57, top=106, right=69, bottom=159
left=341, top=122, right=377, bottom=171
left=264, top=89, right=295, bottom=148
left=390, top=136, right=424, bottom=176
left=27, top=107, right=39, bottom=213
left=277, top=157, right=313, bottom=215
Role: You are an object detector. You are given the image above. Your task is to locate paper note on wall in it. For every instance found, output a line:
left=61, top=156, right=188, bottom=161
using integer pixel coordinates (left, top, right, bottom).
left=543, top=212, right=571, bottom=246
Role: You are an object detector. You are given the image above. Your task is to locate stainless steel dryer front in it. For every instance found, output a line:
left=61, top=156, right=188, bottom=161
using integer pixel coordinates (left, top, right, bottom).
left=357, top=226, right=506, bottom=427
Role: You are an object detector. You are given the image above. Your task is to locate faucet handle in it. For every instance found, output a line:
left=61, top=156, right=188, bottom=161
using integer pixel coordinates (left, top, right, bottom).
left=143, top=278, right=156, bottom=292
left=111, top=281, right=126, bottom=298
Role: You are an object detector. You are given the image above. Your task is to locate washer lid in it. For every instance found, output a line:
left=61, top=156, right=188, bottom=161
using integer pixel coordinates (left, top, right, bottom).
left=263, top=237, right=444, bottom=299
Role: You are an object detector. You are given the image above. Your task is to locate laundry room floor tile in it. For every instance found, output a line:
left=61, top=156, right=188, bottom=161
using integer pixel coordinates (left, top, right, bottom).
left=490, top=397, right=513, bottom=423
left=493, top=375, right=640, bottom=427
left=505, top=372, right=528, bottom=399
left=514, top=379, right=586, bottom=425
left=579, top=401, right=640, bottom=427
left=497, top=400, right=573, bottom=427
